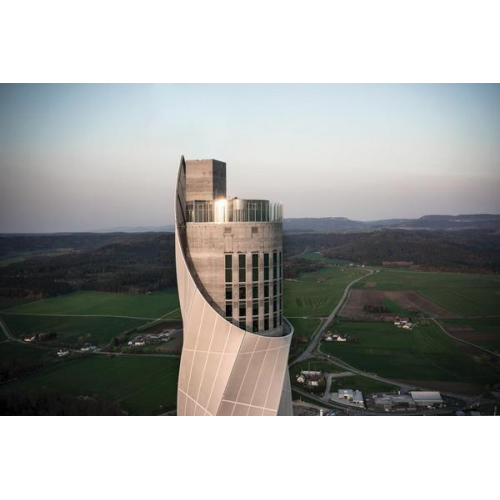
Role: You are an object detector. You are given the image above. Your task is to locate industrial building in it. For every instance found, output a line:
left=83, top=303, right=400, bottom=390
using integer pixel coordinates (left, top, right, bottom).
left=372, top=394, right=417, bottom=412
left=175, top=157, right=293, bottom=416
left=331, top=389, right=365, bottom=408
left=410, top=391, right=443, bottom=407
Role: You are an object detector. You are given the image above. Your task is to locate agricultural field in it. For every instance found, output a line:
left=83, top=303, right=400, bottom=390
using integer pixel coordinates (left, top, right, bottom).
left=0, top=355, right=180, bottom=415
left=320, top=320, right=499, bottom=393
left=354, top=268, right=500, bottom=317
left=0, top=289, right=181, bottom=347
left=0, top=298, right=38, bottom=312
left=1, top=289, right=180, bottom=318
left=340, top=289, right=455, bottom=320
left=440, top=317, right=500, bottom=353
left=0, top=342, right=49, bottom=364
left=284, top=265, right=369, bottom=317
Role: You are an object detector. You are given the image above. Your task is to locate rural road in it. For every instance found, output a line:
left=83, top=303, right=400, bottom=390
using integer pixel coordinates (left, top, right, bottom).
left=290, top=268, right=373, bottom=366
left=0, top=316, right=18, bottom=342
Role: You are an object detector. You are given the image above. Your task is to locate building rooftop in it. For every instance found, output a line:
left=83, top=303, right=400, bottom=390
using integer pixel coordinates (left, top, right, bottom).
left=410, top=391, right=443, bottom=402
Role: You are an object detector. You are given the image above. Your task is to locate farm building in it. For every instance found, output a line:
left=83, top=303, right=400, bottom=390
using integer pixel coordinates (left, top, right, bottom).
left=297, top=371, right=325, bottom=389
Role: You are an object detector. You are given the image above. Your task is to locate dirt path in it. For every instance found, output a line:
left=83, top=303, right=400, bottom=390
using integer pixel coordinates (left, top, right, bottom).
left=431, top=318, right=500, bottom=358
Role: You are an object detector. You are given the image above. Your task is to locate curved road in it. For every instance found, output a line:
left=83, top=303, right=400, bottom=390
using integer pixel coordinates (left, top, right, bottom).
left=290, top=268, right=373, bottom=366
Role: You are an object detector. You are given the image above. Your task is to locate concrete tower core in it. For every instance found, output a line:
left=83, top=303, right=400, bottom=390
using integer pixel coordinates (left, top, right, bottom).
left=175, top=156, right=293, bottom=416
left=185, top=159, right=226, bottom=201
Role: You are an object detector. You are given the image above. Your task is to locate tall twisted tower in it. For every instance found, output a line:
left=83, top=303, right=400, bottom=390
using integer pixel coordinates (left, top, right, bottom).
left=175, top=157, right=293, bottom=416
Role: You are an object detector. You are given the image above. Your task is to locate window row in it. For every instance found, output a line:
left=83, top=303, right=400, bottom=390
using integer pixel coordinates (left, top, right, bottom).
left=225, top=282, right=282, bottom=301
left=225, top=252, right=282, bottom=284
left=224, top=310, right=283, bottom=332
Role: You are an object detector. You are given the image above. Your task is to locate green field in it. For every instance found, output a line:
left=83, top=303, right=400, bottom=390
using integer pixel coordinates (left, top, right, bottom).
left=0, top=355, right=180, bottom=415
left=0, top=298, right=40, bottom=312
left=320, top=320, right=499, bottom=388
left=0, top=289, right=182, bottom=414
left=381, top=297, right=410, bottom=316
left=355, top=269, right=500, bottom=316
left=441, top=317, right=500, bottom=352
left=1, top=315, right=147, bottom=346
left=2, top=289, right=180, bottom=318
left=0, top=342, right=49, bottom=364
left=284, top=265, right=369, bottom=317
left=0, top=289, right=181, bottom=346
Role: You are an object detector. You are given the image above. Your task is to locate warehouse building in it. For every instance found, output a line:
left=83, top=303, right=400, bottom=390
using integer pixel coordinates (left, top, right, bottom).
left=410, top=391, right=443, bottom=408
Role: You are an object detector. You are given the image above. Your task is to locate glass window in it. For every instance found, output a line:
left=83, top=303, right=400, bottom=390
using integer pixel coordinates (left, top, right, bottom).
left=239, top=254, right=246, bottom=282
left=239, top=301, right=246, bottom=318
left=264, top=284, right=269, bottom=298
left=279, top=251, right=282, bottom=278
left=225, top=254, right=232, bottom=283
left=252, top=284, right=258, bottom=299
left=186, top=200, right=282, bottom=223
left=273, top=298, right=277, bottom=312
left=273, top=251, right=277, bottom=279
left=264, top=299, right=269, bottom=315
left=239, top=286, right=246, bottom=300
left=264, top=253, right=269, bottom=281
left=252, top=319, right=259, bottom=333
left=252, top=300, right=259, bottom=316
left=273, top=313, right=277, bottom=329
left=264, top=317, right=269, bottom=331
left=225, top=303, right=232, bottom=318
left=239, top=319, right=246, bottom=330
left=252, top=254, right=259, bottom=281
left=225, top=285, right=232, bottom=301
left=273, top=280, right=277, bottom=296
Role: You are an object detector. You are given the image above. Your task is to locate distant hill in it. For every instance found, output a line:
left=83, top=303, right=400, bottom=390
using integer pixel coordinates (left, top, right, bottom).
left=0, top=233, right=176, bottom=298
left=284, top=229, right=500, bottom=274
left=283, top=217, right=367, bottom=232
left=283, top=214, right=500, bottom=232
left=90, top=225, right=175, bottom=233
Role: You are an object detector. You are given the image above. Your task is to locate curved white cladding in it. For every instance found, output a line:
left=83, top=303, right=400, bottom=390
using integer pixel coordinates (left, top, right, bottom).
left=175, top=157, right=293, bottom=416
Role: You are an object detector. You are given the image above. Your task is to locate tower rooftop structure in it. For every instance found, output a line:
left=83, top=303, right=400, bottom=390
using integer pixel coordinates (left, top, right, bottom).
left=175, top=156, right=293, bottom=416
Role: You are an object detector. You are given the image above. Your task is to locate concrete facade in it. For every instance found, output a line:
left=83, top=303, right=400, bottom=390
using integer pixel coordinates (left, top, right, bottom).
left=186, top=221, right=283, bottom=336
left=175, top=156, right=293, bottom=416
left=185, top=159, right=226, bottom=201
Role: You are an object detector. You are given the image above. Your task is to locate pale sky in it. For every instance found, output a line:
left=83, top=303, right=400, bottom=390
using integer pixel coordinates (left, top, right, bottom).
left=0, top=83, right=499, bottom=232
